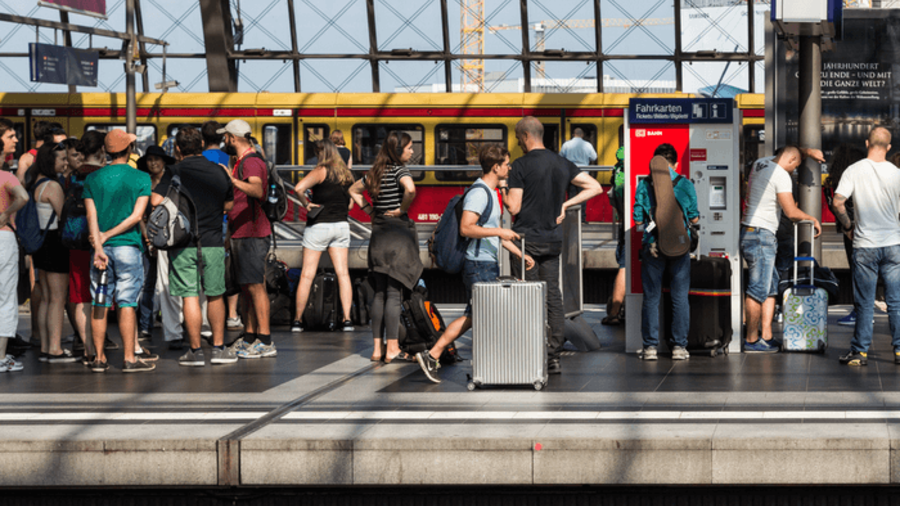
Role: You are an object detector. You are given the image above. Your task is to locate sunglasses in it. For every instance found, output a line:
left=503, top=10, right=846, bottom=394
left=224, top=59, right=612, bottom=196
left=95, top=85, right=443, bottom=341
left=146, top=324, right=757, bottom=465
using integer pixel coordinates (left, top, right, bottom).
left=52, top=142, right=67, bottom=151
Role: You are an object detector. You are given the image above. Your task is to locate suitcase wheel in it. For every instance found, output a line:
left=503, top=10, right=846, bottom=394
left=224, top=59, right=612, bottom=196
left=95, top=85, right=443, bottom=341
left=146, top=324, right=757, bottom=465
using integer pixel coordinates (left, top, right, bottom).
left=467, top=382, right=477, bottom=391
left=533, top=381, right=544, bottom=391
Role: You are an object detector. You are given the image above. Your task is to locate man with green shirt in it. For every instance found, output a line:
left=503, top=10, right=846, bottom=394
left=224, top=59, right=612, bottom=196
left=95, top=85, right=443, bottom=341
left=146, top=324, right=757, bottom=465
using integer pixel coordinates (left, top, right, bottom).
left=83, top=129, right=155, bottom=373
left=633, top=143, right=700, bottom=361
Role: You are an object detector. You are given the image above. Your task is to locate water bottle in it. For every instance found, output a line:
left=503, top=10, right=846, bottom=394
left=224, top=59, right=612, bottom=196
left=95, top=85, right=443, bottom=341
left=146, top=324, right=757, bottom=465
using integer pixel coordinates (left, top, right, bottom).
left=95, top=270, right=109, bottom=306
left=267, top=184, right=279, bottom=206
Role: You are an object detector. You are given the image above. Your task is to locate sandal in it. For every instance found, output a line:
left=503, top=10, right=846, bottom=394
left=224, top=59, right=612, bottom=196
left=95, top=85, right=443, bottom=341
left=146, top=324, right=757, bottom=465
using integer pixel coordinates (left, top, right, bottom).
left=384, top=351, right=413, bottom=364
left=601, top=315, right=622, bottom=326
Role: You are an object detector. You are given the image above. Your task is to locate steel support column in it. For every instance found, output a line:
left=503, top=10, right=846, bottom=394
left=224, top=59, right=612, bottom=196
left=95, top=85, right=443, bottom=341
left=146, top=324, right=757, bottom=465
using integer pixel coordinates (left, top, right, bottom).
left=594, top=0, right=603, bottom=93
left=519, top=0, right=531, bottom=93
left=366, top=0, right=380, bottom=92
left=286, top=0, right=301, bottom=92
left=134, top=0, right=150, bottom=92
left=199, top=0, right=238, bottom=92
left=748, top=0, right=755, bottom=93
left=798, top=35, right=822, bottom=261
left=440, top=0, right=452, bottom=93
left=59, top=11, right=76, bottom=93
left=674, top=0, right=683, bottom=92
left=125, top=0, right=136, bottom=135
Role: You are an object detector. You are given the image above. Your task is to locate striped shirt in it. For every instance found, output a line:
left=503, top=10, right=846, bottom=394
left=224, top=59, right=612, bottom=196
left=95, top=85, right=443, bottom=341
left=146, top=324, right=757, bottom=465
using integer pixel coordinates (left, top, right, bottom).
left=367, top=165, right=412, bottom=214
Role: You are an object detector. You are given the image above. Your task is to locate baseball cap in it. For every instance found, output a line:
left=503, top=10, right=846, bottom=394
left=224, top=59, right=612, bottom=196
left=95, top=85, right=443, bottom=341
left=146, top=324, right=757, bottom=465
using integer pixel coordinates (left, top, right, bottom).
left=105, top=129, right=137, bottom=153
left=216, top=119, right=252, bottom=138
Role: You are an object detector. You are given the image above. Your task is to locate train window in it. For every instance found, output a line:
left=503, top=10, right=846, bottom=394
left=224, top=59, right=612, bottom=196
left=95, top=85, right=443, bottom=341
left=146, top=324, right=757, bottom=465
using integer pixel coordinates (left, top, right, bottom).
left=543, top=123, right=560, bottom=153
left=86, top=124, right=157, bottom=155
left=263, top=124, right=292, bottom=166
left=352, top=124, right=425, bottom=180
left=568, top=124, right=598, bottom=164
left=435, top=124, right=507, bottom=182
left=303, top=124, right=329, bottom=164
left=166, top=123, right=203, bottom=139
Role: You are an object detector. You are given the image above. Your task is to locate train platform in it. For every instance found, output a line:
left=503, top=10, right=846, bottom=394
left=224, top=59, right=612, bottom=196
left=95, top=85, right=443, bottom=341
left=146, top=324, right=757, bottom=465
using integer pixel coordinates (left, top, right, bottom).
left=2, top=304, right=900, bottom=488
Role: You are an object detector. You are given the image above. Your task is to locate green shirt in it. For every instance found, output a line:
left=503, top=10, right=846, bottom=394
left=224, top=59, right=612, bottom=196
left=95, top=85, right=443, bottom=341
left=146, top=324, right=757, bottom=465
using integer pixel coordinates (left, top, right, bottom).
left=83, top=163, right=151, bottom=249
left=633, top=166, right=699, bottom=245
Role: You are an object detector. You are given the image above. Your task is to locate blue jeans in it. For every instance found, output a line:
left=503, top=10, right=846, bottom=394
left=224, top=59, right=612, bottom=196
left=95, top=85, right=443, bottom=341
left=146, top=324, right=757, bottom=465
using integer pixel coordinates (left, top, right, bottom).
left=138, top=250, right=157, bottom=332
left=741, top=228, right=779, bottom=303
left=640, top=244, right=691, bottom=348
left=851, top=245, right=900, bottom=353
left=463, top=260, right=500, bottom=316
left=90, top=245, right=144, bottom=308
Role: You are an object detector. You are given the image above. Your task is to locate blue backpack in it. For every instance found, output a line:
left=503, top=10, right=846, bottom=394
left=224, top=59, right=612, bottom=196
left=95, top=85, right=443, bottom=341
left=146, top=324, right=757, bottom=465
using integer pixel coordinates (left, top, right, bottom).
left=427, top=182, right=494, bottom=274
left=14, top=178, right=55, bottom=255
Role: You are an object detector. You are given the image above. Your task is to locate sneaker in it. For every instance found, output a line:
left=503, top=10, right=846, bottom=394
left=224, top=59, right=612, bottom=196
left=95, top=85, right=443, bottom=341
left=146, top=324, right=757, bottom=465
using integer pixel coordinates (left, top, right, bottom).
left=342, top=320, right=354, bottom=332
left=38, top=352, right=49, bottom=363
left=81, top=354, right=95, bottom=367
left=135, top=350, right=159, bottom=362
left=415, top=351, right=441, bottom=384
left=168, top=339, right=184, bottom=351
left=178, top=349, right=205, bottom=367
left=211, top=347, right=238, bottom=365
left=744, top=339, right=780, bottom=354
left=123, top=359, right=156, bottom=373
left=47, top=349, right=79, bottom=364
left=672, top=346, right=690, bottom=360
left=73, top=339, right=84, bottom=352
left=838, top=311, right=857, bottom=327
left=291, top=320, right=303, bottom=333
left=139, top=330, right=152, bottom=341
left=201, top=329, right=213, bottom=339
left=104, top=336, right=119, bottom=350
left=548, top=357, right=562, bottom=375
left=226, top=316, right=243, bottom=330
left=840, top=351, right=868, bottom=366
left=638, top=346, right=658, bottom=361
left=236, top=340, right=277, bottom=359
left=0, top=356, right=24, bottom=372
left=90, top=359, right=110, bottom=373
left=895, top=350, right=900, bottom=365
left=229, top=338, right=250, bottom=353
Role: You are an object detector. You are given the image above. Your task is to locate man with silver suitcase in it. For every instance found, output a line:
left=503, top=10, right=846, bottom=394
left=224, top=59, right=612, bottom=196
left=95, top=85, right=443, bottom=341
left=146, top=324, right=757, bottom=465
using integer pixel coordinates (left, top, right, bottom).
left=834, top=127, right=900, bottom=366
left=415, top=145, right=533, bottom=384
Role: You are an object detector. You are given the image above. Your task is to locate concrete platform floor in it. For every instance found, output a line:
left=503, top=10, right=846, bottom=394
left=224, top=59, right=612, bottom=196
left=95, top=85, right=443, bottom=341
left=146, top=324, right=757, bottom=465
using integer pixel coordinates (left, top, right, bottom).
left=4, top=304, right=900, bottom=487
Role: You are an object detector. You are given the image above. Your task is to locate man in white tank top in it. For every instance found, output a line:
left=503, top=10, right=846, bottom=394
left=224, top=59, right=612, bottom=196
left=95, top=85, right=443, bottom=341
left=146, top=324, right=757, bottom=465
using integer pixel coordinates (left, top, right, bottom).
left=834, top=127, right=900, bottom=366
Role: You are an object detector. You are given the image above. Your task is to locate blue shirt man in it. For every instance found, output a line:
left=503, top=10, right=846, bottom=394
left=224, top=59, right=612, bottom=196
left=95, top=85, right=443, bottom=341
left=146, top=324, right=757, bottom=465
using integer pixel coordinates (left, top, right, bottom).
left=559, top=129, right=598, bottom=166
left=633, top=143, right=699, bottom=361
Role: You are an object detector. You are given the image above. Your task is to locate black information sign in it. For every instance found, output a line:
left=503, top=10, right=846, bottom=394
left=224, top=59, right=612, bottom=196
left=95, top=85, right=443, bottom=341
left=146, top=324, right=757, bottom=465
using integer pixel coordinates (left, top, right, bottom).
left=29, top=43, right=98, bottom=87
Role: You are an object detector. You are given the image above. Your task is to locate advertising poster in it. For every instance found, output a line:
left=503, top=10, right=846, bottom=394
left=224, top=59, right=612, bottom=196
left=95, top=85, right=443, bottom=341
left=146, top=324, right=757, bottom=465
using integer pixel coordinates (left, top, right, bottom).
left=771, top=9, right=900, bottom=164
left=38, top=0, right=106, bottom=19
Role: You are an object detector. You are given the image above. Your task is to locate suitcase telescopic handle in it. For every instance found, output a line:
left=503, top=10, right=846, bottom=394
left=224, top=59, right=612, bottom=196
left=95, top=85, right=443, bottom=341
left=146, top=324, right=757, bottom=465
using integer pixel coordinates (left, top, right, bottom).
left=519, top=235, right=525, bottom=281
left=793, top=220, right=816, bottom=286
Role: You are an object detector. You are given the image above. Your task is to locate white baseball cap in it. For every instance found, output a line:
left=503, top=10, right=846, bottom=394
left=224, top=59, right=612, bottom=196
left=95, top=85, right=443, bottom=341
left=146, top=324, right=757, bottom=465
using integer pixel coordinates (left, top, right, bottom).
left=216, top=119, right=252, bottom=137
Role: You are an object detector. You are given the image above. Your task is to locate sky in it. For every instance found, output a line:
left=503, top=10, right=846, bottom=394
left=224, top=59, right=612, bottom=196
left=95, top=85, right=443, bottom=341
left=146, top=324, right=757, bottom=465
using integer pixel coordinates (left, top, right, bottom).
left=0, top=0, right=769, bottom=94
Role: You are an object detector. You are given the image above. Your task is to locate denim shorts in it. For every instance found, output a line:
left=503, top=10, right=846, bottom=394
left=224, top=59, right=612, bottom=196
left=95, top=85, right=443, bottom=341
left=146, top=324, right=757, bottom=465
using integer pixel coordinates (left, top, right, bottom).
left=463, top=260, right=500, bottom=316
left=740, top=227, right=779, bottom=303
left=302, top=221, right=350, bottom=252
left=90, top=245, right=144, bottom=308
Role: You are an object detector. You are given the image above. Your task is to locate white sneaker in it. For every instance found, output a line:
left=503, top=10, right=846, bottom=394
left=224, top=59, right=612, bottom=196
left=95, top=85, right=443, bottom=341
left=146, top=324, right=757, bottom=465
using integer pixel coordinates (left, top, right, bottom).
left=672, top=346, right=690, bottom=360
left=226, top=317, right=243, bottom=329
left=0, top=355, right=24, bottom=372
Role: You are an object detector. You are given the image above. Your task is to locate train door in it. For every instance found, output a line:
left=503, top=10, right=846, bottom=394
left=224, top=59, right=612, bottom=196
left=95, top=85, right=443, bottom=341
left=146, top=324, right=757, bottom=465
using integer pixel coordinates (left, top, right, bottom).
left=542, top=122, right=560, bottom=153
left=566, top=123, right=598, bottom=164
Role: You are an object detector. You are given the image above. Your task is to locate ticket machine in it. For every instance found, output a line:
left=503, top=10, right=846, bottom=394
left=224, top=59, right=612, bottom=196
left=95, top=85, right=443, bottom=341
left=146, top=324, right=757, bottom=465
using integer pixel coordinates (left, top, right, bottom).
left=624, top=98, right=742, bottom=354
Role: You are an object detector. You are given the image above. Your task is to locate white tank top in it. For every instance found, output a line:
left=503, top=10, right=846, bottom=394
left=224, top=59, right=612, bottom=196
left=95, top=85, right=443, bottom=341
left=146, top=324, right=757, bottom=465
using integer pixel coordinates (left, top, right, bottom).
left=35, top=180, right=58, bottom=231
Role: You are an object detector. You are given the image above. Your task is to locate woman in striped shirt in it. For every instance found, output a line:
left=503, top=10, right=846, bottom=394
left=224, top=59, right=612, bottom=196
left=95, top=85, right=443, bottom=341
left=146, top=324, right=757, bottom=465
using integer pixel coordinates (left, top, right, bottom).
left=350, top=131, right=422, bottom=363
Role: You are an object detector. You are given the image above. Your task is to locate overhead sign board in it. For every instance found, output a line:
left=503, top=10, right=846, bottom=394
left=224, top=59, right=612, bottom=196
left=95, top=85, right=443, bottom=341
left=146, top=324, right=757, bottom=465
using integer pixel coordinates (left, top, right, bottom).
left=629, top=98, right=734, bottom=125
left=38, top=0, right=107, bottom=19
left=29, top=43, right=98, bottom=87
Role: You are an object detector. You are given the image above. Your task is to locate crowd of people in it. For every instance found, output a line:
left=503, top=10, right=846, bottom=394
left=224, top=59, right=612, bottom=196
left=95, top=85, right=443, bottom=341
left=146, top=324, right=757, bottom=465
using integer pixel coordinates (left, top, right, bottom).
left=2, top=116, right=895, bottom=378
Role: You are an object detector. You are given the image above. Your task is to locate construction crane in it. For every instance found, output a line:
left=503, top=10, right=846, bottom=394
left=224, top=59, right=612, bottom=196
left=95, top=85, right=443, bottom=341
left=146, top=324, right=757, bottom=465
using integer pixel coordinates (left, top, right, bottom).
left=487, top=18, right=674, bottom=81
left=460, top=1, right=486, bottom=92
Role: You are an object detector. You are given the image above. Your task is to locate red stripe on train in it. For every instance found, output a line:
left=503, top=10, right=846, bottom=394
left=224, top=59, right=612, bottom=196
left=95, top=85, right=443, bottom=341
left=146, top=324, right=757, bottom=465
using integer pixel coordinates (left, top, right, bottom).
left=69, top=108, right=260, bottom=117
left=742, top=109, right=764, bottom=118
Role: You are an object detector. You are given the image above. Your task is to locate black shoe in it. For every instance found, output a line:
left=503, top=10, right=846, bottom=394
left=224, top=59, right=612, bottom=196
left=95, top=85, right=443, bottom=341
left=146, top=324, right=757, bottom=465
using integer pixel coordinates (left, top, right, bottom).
left=548, top=358, right=562, bottom=375
left=168, top=339, right=184, bottom=351
left=104, top=336, right=119, bottom=350
left=342, top=320, right=354, bottom=332
left=123, top=359, right=156, bottom=373
left=839, top=351, right=868, bottom=366
left=139, top=330, right=152, bottom=342
left=90, top=359, right=109, bottom=373
left=415, top=351, right=441, bottom=384
left=291, top=320, right=303, bottom=333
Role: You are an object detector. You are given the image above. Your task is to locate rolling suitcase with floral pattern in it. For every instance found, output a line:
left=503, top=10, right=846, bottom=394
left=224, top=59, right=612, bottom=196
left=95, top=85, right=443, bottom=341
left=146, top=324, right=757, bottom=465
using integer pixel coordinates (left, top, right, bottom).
left=782, top=221, right=827, bottom=352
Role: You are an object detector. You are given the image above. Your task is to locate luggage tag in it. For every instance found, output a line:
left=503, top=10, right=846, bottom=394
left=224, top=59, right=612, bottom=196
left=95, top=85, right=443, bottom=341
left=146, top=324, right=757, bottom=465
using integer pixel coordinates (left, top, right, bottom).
left=645, top=220, right=657, bottom=234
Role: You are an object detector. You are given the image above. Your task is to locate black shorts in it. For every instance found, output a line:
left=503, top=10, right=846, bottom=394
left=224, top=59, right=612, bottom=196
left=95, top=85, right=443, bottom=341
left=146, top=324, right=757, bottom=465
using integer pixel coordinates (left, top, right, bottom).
left=33, top=230, right=70, bottom=274
left=230, top=236, right=269, bottom=286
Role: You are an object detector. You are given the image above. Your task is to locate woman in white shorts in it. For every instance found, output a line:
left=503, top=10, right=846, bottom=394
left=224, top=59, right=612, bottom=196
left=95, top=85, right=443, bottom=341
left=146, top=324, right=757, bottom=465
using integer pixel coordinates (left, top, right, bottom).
left=292, top=140, right=355, bottom=332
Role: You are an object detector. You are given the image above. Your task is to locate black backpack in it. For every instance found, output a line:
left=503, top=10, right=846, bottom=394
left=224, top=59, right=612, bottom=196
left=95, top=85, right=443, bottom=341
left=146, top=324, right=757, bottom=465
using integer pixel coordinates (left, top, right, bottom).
left=398, top=283, right=461, bottom=365
left=237, top=153, right=289, bottom=223
left=59, top=177, right=90, bottom=251
left=302, top=269, right=343, bottom=331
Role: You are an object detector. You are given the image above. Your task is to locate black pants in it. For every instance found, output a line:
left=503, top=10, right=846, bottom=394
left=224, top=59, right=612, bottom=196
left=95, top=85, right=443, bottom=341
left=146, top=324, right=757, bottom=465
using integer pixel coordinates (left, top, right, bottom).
left=371, top=272, right=403, bottom=341
left=511, top=242, right=564, bottom=360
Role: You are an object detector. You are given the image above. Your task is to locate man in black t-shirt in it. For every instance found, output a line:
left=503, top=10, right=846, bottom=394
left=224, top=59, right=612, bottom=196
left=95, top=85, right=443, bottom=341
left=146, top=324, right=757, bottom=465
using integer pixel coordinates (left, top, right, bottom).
left=151, top=127, right=235, bottom=367
left=503, top=116, right=603, bottom=374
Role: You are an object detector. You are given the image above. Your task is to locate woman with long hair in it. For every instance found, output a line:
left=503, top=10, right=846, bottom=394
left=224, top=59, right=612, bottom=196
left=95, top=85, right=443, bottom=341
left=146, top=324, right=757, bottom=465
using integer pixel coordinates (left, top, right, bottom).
left=26, top=143, right=75, bottom=363
left=292, top=139, right=355, bottom=332
left=825, top=143, right=867, bottom=326
left=349, top=131, right=422, bottom=362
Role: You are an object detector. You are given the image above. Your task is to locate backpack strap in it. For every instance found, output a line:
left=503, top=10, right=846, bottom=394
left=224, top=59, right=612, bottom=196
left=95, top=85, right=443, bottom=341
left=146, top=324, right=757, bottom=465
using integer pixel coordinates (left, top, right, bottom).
left=470, top=182, right=494, bottom=257
left=35, top=178, right=57, bottom=233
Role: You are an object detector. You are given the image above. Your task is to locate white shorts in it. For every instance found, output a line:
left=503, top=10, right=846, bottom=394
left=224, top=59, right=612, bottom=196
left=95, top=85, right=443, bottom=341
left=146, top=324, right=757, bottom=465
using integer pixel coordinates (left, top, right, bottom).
left=302, top=221, right=350, bottom=252
left=0, top=231, right=19, bottom=338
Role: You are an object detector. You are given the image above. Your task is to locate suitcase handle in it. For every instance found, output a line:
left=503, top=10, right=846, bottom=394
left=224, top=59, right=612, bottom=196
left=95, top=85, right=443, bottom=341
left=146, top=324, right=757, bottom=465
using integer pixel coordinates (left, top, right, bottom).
left=793, top=220, right=816, bottom=287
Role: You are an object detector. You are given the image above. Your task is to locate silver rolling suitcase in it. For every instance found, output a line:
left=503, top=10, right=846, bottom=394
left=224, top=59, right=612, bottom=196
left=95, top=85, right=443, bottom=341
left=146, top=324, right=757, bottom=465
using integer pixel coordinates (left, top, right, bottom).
left=468, top=239, right=549, bottom=391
